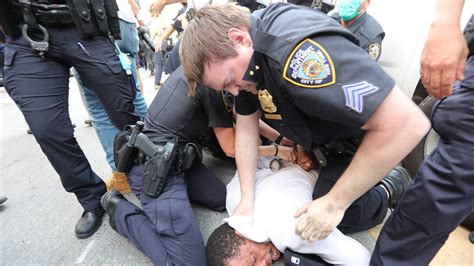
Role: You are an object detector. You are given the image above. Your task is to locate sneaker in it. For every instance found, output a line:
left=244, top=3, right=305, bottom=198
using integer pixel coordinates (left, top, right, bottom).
left=380, top=166, right=412, bottom=209
left=105, top=172, right=131, bottom=194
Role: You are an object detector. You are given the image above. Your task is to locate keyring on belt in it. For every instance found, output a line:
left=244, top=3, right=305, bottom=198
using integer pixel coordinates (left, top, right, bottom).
left=21, top=24, right=49, bottom=58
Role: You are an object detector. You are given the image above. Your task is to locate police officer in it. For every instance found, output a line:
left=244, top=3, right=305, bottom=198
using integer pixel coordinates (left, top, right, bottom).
left=100, top=66, right=234, bottom=265
left=332, top=0, right=385, bottom=61
left=371, top=1, right=474, bottom=264
left=0, top=0, right=139, bottom=238
left=180, top=3, right=430, bottom=241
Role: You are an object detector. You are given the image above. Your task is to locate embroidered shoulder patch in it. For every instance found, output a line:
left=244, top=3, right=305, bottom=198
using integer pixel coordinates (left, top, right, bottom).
left=283, top=39, right=336, bottom=88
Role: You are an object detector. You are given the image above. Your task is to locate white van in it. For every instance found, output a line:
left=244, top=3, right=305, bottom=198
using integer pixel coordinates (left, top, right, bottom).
left=368, top=0, right=473, bottom=176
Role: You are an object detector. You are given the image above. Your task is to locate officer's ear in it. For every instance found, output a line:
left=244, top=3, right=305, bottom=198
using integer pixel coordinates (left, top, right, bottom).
left=228, top=28, right=253, bottom=47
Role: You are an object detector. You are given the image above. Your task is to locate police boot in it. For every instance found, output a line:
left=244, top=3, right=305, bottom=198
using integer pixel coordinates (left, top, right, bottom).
left=379, top=166, right=412, bottom=209
left=105, top=172, right=131, bottom=194
left=101, top=190, right=126, bottom=231
left=75, top=207, right=105, bottom=239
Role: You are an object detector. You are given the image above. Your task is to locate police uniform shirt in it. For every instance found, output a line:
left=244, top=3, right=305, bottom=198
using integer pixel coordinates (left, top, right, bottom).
left=144, top=66, right=234, bottom=144
left=332, top=12, right=385, bottom=61
left=236, top=3, right=394, bottom=149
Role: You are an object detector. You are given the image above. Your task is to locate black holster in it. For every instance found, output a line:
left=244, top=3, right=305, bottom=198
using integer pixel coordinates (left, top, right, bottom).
left=0, top=0, right=22, bottom=37
left=142, top=140, right=178, bottom=198
left=179, top=143, right=202, bottom=171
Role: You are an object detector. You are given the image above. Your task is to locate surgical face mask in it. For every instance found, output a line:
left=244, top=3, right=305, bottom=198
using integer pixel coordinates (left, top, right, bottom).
left=338, top=0, right=363, bottom=21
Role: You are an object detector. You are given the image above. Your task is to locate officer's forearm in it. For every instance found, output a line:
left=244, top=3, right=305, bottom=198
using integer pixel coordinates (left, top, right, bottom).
left=325, top=87, right=430, bottom=209
left=235, top=112, right=260, bottom=202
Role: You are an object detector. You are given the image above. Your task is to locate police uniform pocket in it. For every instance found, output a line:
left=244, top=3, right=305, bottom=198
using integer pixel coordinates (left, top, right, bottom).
left=151, top=199, right=177, bottom=237
left=3, top=49, right=17, bottom=67
left=169, top=189, right=194, bottom=235
left=77, top=40, right=124, bottom=75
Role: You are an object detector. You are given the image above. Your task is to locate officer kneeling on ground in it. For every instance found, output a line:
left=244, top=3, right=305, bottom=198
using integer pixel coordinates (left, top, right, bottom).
left=0, top=0, right=139, bottom=238
left=180, top=3, right=430, bottom=242
left=101, top=66, right=236, bottom=265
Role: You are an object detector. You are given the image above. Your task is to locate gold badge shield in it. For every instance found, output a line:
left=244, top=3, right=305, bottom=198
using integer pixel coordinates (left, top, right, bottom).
left=258, top=89, right=277, bottom=113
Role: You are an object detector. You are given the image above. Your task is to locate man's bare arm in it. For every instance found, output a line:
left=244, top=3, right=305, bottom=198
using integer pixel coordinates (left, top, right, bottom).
left=295, top=86, right=430, bottom=241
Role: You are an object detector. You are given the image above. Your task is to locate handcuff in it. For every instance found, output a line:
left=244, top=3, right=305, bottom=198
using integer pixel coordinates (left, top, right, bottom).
left=270, top=158, right=284, bottom=171
left=22, top=24, right=49, bottom=58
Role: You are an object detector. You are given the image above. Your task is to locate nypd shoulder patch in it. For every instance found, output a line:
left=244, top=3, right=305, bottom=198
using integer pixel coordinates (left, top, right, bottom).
left=343, top=81, right=379, bottom=113
left=283, top=39, right=336, bottom=88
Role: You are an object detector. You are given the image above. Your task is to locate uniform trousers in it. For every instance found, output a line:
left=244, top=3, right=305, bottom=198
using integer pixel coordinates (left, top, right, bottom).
left=313, top=156, right=388, bottom=234
left=115, top=159, right=226, bottom=265
left=3, top=26, right=139, bottom=210
left=370, top=56, right=474, bottom=265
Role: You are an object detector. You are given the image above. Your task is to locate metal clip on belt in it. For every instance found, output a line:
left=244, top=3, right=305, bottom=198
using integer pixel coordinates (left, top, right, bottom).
left=21, top=24, right=49, bottom=58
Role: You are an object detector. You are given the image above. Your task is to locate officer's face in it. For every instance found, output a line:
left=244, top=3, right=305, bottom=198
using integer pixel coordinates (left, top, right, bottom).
left=227, top=238, right=280, bottom=266
left=202, top=29, right=257, bottom=96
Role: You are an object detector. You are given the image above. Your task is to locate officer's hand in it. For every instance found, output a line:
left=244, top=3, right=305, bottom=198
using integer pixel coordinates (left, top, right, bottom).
left=420, top=20, right=469, bottom=99
left=296, top=145, right=315, bottom=171
left=232, top=199, right=254, bottom=220
left=278, top=146, right=297, bottom=162
left=294, top=196, right=345, bottom=241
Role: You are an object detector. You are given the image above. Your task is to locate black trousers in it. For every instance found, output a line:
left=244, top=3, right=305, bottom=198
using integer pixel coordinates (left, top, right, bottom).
left=371, top=57, right=474, bottom=265
left=313, top=157, right=388, bottom=234
left=116, top=160, right=226, bottom=265
left=4, top=26, right=140, bottom=210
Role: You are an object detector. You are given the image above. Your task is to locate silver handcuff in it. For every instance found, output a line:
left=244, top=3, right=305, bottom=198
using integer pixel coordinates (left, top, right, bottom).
left=270, top=158, right=284, bottom=171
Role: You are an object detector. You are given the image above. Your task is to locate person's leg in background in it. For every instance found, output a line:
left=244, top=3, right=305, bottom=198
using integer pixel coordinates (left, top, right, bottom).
left=74, top=69, right=147, bottom=193
left=3, top=28, right=132, bottom=239
left=370, top=57, right=474, bottom=266
left=153, top=51, right=164, bottom=89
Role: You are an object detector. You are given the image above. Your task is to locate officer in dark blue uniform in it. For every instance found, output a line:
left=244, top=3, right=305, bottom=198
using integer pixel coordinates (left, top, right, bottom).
left=180, top=3, right=430, bottom=242
left=332, top=0, right=385, bottom=61
left=0, top=0, right=139, bottom=238
left=371, top=9, right=474, bottom=265
left=101, top=66, right=234, bottom=265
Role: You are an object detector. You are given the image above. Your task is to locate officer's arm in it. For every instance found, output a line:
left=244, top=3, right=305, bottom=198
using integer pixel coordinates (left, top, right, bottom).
left=329, top=86, right=429, bottom=208
left=295, top=86, right=430, bottom=241
left=233, top=111, right=260, bottom=218
left=213, top=127, right=236, bottom=158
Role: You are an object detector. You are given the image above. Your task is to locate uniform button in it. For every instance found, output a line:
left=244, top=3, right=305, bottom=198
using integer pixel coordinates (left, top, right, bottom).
left=250, top=70, right=254, bottom=76
left=255, top=65, right=260, bottom=70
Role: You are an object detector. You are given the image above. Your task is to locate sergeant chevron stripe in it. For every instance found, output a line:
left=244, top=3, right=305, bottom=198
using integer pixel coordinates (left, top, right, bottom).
left=343, top=81, right=379, bottom=113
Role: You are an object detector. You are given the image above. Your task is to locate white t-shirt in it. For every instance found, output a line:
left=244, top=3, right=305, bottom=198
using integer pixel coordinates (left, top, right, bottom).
left=226, top=157, right=370, bottom=265
left=116, top=0, right=136, bottom=23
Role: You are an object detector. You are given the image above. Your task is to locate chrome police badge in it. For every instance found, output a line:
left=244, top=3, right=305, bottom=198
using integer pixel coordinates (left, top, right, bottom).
left=368, top=43, right=381, bottom=61
left=283, top=38, right=336, bottom=88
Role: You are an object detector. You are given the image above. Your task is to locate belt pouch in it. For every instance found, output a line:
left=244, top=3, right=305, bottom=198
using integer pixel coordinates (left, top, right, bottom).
left=66, top=0, right=97, bottom=37
left=90, top=0, right=109, bottom=35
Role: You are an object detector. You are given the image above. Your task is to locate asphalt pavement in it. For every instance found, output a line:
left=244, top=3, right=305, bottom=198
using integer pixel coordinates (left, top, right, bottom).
left=0, top=70, right=375, bottom=264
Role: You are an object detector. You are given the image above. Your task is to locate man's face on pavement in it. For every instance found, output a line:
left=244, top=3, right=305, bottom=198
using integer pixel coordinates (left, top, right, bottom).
left=227, top=238, right=280, bottom=266
left=202, top=28, right=257, bottom=96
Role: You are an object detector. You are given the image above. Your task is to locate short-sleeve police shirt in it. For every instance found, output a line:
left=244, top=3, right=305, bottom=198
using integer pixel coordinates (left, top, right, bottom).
left=236, top=34, right=394, bottom=143
left=144, top=66, right=234, bottom=144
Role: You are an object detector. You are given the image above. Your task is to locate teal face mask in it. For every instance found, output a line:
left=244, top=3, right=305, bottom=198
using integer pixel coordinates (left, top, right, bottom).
left=338, top=0, right=363, bottom=21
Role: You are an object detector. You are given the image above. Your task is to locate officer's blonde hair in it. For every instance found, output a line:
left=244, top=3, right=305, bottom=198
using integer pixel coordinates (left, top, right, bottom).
left=180, top=3, right=251, bottom=95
